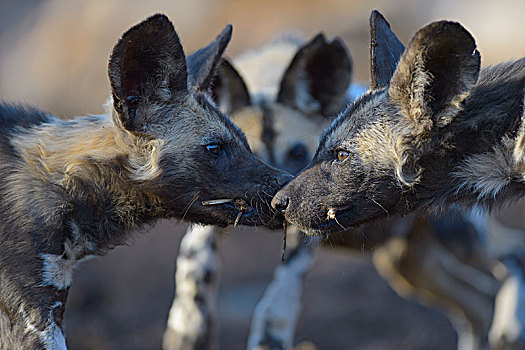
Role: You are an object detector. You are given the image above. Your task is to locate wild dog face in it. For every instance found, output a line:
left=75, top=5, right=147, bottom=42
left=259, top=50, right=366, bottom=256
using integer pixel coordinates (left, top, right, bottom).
left=211, top=34, right=353, bottom=175
left=107, top=15, right=291, bottom=228
left=273, top=11, right=488, bottom=235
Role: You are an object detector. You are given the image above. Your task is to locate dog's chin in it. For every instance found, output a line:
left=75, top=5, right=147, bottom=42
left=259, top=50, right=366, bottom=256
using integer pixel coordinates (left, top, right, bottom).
left=285, top=206, right=361, bottom=236
left=189, top=202, right=284, bottom=229
left=238, top=211, right=285, bottom=229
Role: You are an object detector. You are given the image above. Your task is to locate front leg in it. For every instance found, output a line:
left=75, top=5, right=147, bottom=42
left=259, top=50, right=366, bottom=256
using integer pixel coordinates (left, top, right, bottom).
left=163, top=225, right=222, bottom=350
left=247, top=226, right=319, bottom=350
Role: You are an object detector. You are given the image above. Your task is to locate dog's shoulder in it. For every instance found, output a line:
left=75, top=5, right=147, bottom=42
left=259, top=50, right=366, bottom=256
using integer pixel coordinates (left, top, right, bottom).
left=0, top=103, right=52, bottom=135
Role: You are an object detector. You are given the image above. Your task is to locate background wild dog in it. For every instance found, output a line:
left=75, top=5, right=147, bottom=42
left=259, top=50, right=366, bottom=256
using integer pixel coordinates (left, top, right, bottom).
left=163, top=33, right=353, bottom=350
left=165, top=30, right=508, bottom=350
left=272, top=11, right=525, bottom=235
left=4, top=3, right=525, bottom=349
left=0, top=14, right=291, bottom=349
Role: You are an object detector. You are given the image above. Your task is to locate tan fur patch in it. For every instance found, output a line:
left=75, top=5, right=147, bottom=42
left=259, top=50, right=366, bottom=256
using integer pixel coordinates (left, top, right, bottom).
left=231, top=106, right=264, bottom=153
left=10, top=111, right=163, bottom=186
left=356, top=120, right=416, bottom=186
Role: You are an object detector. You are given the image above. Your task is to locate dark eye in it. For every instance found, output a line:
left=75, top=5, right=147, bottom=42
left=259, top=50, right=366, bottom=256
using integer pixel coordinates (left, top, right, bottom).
left=206, top=143, right=223, bottom=156
left=336, top=149, right=350, bottom=162
left=288, top=143, right=307, bottom=160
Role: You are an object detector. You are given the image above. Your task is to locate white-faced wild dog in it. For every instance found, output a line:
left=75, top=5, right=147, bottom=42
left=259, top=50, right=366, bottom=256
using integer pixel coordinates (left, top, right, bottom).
left=272, top=10, right=525, bottom=236
left=165, top=29, right=503, bottom=350
left=0, top=14, right=292, bottom=349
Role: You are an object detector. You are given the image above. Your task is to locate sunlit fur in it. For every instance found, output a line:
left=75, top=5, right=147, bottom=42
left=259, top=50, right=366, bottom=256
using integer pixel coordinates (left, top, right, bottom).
left=0, top=15, right=289, bottom=349
left=164, top=34, right=353, bottom=350
left=275, top=18, right=525, bottom=236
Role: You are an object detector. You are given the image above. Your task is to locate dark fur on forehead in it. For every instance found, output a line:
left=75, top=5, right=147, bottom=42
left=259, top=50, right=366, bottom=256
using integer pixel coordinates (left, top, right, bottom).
left=194, top=93, right=250, bottom=150
left=211, top=59, right=251, bottom=115
left=316, top=90, right=384, bottom=156
left=277, top=33, right=352, bottom=116
left=187, top=24, right=233, bottom=92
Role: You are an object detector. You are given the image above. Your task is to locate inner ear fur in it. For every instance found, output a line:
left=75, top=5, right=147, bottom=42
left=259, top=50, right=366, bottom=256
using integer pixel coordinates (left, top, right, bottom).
left=277, top=33, right=353, bottom=117
left=108, top=14, right=188, bottom=132
left=211, top=59, right=250, bottom=115
left=389, top=21, right=480, bottom=127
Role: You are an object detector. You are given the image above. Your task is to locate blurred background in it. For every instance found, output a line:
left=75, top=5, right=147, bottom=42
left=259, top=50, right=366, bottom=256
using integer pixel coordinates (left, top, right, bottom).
left=1, top=0, right=525, bottom=349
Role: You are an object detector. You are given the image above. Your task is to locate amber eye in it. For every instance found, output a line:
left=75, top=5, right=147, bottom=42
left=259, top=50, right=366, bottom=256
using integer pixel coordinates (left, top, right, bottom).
left=336, top=149, right=350, bottom=162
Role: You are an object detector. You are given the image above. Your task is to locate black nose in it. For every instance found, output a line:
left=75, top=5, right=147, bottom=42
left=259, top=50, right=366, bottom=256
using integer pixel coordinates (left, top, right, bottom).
left=275, top=172, right=294, bottom=187
left=271, top=192, right=290, bottom=213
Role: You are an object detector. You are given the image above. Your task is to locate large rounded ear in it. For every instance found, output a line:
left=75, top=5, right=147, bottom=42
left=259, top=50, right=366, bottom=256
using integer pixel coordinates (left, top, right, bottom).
left=370, top=10, right=405, bottom=89
left=108, top=14, right=188, bottom=132
left=277, top=34, right=352, bottom=117
left=389, top=21, right=481, bottom=127
left=211, top=59, right=250, bottom=115
left=187, top=24, right=233, bottom=92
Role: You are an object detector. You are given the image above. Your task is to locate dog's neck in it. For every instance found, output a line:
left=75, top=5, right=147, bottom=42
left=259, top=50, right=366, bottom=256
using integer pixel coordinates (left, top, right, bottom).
left=1, top=111, right=171, bottom=348
left=413, top=59, right=525, bottom=213
left=8, top=112, right=169, bottom=253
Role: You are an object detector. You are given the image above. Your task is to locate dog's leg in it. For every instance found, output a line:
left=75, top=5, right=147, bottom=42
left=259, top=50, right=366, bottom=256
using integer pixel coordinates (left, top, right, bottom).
left=163, top=225, right=222, bottom=350
left=247, top=226, right=319, bottom=350
left=373, top=235, right=498, bottom=350
left=489, top=255, right=525, bottom=349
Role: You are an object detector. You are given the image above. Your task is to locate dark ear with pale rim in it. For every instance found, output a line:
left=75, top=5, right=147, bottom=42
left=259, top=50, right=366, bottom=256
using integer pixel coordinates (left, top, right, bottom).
left=389, top=21, right=480, bottom=127
left=187, top=24, right=233, bottom=92
left=211, top=59, right=250, bottom=115
left=108, top=14, right=188, bottom=132
left=370, top=10, right=405, bottom=89
left=277, top=34, right=352, bottom=117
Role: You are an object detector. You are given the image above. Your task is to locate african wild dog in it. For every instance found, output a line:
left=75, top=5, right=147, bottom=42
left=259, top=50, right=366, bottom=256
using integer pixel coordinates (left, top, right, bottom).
left=164, top=28, right=506, bottom=350
left=163, top=33, right=353, bottom=350
left=0, top=14, right=292, bottom=349
left=272, top=10, right=525, bottom=236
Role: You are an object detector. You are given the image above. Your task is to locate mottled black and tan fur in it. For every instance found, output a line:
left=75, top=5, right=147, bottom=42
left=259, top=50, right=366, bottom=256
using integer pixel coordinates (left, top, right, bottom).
left=163, top=33, right=353, bottom=350
left=273, top=11, right=525, bottom=236
left=165, top=27, right=508, bottom=350
left=0, top=15, right=291, bottom=349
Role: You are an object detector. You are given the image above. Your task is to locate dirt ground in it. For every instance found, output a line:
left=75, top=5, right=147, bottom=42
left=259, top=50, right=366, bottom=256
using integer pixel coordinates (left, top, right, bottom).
left=64, top=221, right=456, bottom=350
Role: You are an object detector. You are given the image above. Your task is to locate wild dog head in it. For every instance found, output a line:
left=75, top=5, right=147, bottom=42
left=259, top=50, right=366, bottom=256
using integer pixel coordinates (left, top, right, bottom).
left=108, top=15, right=291, bottom=228
left=272, top=11, right=485, bottom=235
left=211, top=34, right=353, bottom=175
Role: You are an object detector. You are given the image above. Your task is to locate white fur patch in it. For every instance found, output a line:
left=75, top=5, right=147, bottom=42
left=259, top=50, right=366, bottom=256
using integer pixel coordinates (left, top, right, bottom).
left=40, top=321, right=67, bottom=350
left=454, top=145, right=512, bottom=200
left=489, top=260, right=525, bottom=347
left=40, top=221, right=95, bottom=290
left=40, top=252, right=76, bottom=290
left=165, top=225, right=220, bottom=345
left=247, top=236, right=319, bottom=350
left=22, top=302, right=66, bottom=350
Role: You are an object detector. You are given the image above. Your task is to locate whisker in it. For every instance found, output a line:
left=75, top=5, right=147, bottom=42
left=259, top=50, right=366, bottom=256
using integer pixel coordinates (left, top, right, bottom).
left=371, top=197, right=389, bottom=217
left=281, top=221, right=288, bottom=262
left=181, top=192, right=199, bottom=221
